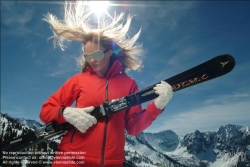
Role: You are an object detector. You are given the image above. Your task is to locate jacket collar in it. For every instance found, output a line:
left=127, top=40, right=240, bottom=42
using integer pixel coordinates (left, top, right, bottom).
left=86, top=59, right=123, bottom=79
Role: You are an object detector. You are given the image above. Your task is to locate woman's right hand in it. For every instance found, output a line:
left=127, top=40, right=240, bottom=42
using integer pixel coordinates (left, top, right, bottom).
left=63, top=106, right=97, bottom=133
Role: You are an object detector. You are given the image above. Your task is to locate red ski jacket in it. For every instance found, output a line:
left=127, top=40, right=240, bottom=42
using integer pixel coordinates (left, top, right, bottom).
left=40, top=60, right=163, bottom=166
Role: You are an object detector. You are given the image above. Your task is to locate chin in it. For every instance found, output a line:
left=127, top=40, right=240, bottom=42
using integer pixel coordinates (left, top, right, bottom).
left=93, top=67, right=100, bottom=71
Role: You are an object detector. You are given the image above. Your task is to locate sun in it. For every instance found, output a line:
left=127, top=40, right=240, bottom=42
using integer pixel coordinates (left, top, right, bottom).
left=87, top=1, right=110, bottom=16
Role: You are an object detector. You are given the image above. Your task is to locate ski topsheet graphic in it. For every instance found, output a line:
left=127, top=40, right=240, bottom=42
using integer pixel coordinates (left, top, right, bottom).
left=1, top=54, right=235, bottom=152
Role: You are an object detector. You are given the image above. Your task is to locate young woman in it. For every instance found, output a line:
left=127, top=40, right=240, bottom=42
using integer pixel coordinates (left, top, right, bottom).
left=39, top=1, right=173, bottom=167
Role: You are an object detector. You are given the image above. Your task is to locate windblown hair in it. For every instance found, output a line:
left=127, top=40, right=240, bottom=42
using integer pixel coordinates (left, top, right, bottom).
left=43, top=1, right=144, bottom=73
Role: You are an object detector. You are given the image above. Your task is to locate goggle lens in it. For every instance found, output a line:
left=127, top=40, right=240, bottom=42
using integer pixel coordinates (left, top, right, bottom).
left=84, top=50, right=108, bottom=62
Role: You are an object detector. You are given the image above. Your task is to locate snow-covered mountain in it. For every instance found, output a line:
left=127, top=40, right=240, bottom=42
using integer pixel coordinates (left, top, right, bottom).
left=0, top=113, right=33, bottom=141
left=14, top=117, right=43, bottom=130
left=1, top=113, right=249, bottom=167
left=126, top=125, right=250, bottom=167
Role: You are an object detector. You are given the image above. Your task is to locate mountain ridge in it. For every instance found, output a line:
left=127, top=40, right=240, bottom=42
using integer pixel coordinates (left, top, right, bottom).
left=1, top=113, right=249, bottom=167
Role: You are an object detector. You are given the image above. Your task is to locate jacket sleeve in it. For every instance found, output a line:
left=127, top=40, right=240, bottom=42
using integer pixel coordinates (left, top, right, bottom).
left=125, top=80, right=164, bottom=136
left=39, top=74, right=81, bottom=124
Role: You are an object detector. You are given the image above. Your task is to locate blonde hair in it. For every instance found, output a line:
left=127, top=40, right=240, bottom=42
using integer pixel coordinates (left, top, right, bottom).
left=43, top=1, right=144, bottom=73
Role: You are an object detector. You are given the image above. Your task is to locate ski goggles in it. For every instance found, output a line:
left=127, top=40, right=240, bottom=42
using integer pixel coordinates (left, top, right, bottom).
left=84, top=50, right=109, bottom=62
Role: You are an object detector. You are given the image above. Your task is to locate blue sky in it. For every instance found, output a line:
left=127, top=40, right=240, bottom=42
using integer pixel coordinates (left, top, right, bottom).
left=1, top=1, right=250, bottom=136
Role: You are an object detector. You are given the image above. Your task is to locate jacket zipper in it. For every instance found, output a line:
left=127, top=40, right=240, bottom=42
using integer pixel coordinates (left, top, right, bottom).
left=60, top=105, right=76, bottom=144
left=101, top=79, right=109, bottom=166
left=70, top=128, right=77, bottom=144
left=68, top=79, right=110, bottom=164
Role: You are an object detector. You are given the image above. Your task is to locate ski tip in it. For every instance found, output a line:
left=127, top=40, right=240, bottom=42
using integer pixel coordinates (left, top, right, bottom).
left=218, top=54, right=235, bottom=73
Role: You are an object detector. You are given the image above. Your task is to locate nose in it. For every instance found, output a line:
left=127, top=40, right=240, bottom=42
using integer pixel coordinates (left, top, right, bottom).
left=89, top=57, right=95, bottom=63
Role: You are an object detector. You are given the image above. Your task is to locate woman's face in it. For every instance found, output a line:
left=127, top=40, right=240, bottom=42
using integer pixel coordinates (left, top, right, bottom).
left=84, top=41, right=112, bottom=76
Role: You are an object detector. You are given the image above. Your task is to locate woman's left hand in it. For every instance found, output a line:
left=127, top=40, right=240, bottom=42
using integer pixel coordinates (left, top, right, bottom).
left=153, top=81, right=173, bottom=110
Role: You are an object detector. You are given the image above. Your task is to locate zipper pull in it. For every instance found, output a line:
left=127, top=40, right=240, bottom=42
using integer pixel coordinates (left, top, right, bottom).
left=105, top=80, right=109, bottom=89
left=105, top=80, right=109, bottom=101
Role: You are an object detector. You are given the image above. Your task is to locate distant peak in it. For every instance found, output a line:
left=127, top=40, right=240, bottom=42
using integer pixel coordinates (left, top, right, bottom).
left=1, top=113, right=11, bottom=118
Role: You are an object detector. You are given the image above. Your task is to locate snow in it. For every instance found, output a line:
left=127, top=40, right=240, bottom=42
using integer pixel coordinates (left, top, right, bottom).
left=0, top=115, right=9, bottom=137
left=210, top=152, right=240, bottom=167
left=136, top=162, right=157, bottom=167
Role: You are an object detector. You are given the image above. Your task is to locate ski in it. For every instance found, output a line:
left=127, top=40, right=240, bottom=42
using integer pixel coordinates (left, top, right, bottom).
left=91, top=54, right=235, bottom=119
left=1, top=54, right=235, bottom=152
